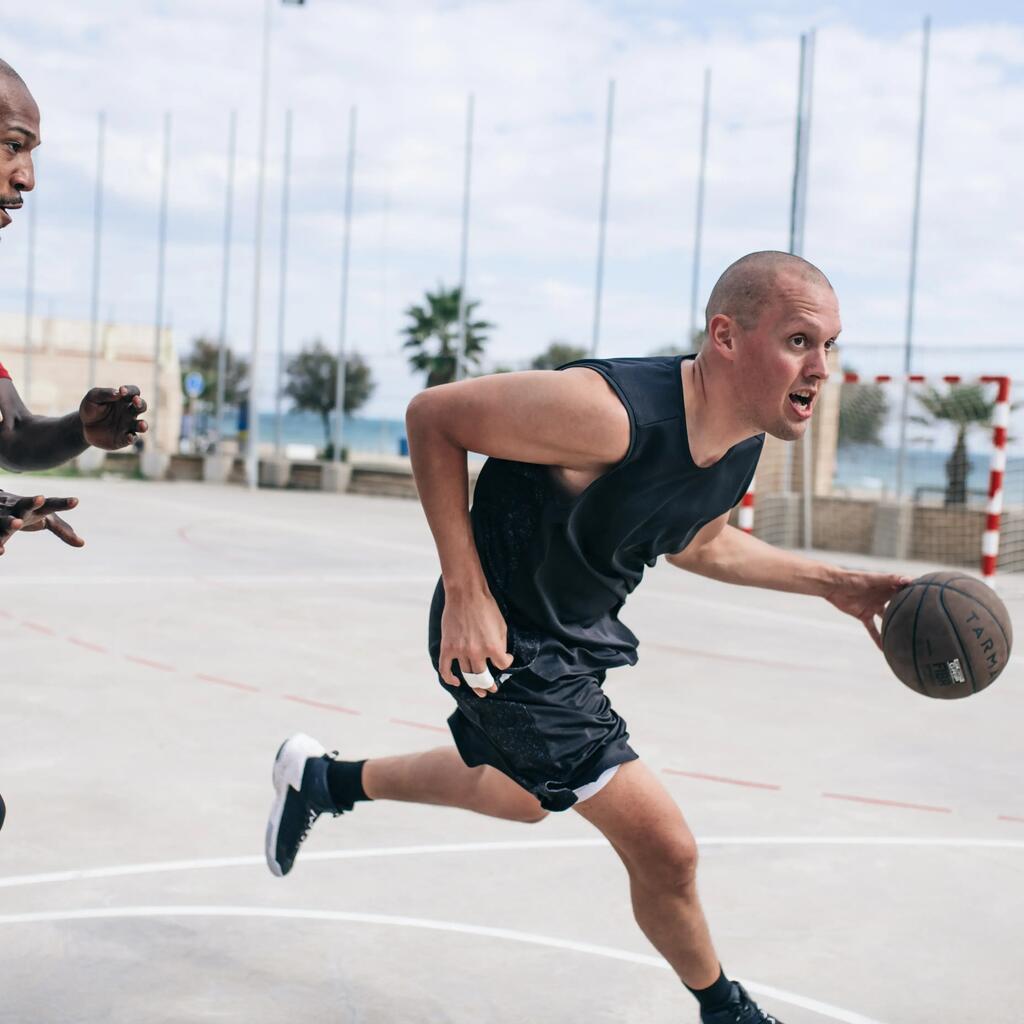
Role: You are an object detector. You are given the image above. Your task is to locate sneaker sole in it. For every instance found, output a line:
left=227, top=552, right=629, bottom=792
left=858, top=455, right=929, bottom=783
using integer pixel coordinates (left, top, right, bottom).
left=265, top=733, right=327, bottom=878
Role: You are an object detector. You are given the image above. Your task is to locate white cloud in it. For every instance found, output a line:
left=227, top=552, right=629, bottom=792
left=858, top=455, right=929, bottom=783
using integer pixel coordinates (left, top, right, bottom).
left=1, top=2, right=1023, bottom=421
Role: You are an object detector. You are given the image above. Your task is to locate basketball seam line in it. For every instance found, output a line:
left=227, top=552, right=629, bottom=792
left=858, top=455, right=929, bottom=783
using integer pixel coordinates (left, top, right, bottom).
left=885, top=584, right=917, bottom=623
left=910, top=584, right=928, bottom=695
left=936, top=584, right=1012, bottom=651
left=938, top=582, right=977, bottom=695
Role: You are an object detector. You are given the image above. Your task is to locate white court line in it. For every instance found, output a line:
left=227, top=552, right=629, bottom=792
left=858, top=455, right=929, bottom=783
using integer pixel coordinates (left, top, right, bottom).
left=0, top=573, right=439, bottom=586
left=2, top=835, right=1022, bottom=890
left=0, top=904, right=887, bottom=1024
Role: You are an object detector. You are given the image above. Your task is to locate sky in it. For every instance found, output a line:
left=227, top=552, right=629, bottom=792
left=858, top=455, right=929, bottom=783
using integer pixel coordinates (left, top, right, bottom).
left=2, top=0, right=1023, bottom=418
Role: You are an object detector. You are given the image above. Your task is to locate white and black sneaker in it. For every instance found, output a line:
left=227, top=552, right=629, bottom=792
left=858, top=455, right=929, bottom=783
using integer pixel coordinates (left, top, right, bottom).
left=700, top=983, right=783, bottom=1023
left=265, top=734, right=338, bottom=877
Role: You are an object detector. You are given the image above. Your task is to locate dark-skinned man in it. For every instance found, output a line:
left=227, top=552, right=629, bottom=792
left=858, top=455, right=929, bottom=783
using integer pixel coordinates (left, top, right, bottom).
left=0, top=56, right=148, bottom=833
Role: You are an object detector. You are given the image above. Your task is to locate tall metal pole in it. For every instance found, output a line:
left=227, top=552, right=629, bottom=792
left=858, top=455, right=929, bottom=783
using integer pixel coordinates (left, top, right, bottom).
left=22, top=169, right=37, bottom=404
left=787, top=34, right=808, bottom=257
left=150, top=112, right=171, bottom=449
left=795, top=30, right=816, bottom=256
left=246, top=0, right=274, bottom=487
left=590, top=78, right=615, bottom=357
left=688, top=68, right=711, bottom=346
left=274, top=108, right=294, bottom=456
left=453, top=93, right=475, bottom=382
left=88, top=112, right=106, bottom=388
left=332, top=105, right=357, bottom=462
left=798, top=29, right=816, bottom=549
left=895, top=15, right=931, bottom=503
left=215, top=110, right=238, bottom=453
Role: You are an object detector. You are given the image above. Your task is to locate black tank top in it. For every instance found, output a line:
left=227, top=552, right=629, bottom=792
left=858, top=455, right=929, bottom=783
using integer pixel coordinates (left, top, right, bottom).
left=469, top=355, right=763, bottom=679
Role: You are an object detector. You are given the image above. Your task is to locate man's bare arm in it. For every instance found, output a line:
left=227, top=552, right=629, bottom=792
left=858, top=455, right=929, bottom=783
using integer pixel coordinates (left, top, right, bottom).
left=406, top=368, right=629, bottom=692
left=0, top=380, right=148, bottom=472
left=0, top=378, right=86, bottom=470
left=667, top=515, right=911, bottom=647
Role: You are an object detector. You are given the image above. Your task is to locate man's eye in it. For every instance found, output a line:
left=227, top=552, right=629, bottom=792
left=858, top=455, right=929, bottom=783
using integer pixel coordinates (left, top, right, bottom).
left=825, top=339, right=837, bottom=351
left=5, top=142, right=21, bottom=153
left=790, top=335, right=807, bottom=347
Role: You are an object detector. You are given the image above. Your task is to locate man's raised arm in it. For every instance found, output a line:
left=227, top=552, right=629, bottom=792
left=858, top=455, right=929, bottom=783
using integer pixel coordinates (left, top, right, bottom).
left=405, top=368, right=629, bottom=694
left=0, top=379, right=148, bottom=472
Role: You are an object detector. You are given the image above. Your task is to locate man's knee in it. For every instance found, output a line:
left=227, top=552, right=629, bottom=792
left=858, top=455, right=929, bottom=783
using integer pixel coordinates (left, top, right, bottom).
left=627, top=830, right=699, bottom=894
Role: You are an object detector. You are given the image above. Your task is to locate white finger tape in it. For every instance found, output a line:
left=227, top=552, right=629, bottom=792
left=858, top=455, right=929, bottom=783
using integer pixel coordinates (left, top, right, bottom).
left=462, top=670, right=495, bottom=690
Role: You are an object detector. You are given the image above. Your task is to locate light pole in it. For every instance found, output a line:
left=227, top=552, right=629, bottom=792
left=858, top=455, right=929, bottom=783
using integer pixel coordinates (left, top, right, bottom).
left=246, top=0, right=306, bottom=488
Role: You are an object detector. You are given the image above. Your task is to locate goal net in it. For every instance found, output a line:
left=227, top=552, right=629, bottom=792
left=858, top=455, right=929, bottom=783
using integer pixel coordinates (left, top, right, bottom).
left=740, top=374, right=1022, bottom=588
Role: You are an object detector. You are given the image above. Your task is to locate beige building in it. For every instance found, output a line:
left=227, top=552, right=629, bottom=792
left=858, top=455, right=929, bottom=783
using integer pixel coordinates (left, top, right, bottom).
left=0, top=313, right=182, bottom=452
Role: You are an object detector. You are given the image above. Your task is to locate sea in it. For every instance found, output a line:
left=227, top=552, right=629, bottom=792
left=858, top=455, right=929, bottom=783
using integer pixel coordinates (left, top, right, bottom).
left=184, top=411, right=1024, bottom=508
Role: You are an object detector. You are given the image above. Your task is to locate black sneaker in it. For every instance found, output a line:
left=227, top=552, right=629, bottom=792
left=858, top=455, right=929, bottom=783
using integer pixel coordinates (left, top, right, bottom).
left=265, top=733, right=338, bottom=877
left=700, top=983, right=783, bottom=1024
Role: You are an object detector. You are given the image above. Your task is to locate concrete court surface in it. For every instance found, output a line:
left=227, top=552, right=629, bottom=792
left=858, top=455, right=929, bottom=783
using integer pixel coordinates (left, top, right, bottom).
left=1, top=473, right=1022, bottom=1024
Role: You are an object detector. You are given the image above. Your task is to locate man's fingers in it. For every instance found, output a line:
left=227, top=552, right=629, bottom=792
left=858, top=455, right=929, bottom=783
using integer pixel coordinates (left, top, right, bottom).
left=11, top=494, right=44, bottom=517
left=131, top=395, right=148, bottom=414
left=864, top=615, right=883, bottom=651
left=46, top=514, right=85, bottom=548
left=38, top=497, right=78, bottom=515
left=439, top=648, right=460, bottom=687
left=492, top=650, right=514, bottom=671
left=0, top=514, right=23, bottom=535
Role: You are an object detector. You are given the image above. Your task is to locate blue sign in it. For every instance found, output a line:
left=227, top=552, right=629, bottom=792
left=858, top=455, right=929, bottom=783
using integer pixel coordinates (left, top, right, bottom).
left=184, top=372, right=205, bottom=398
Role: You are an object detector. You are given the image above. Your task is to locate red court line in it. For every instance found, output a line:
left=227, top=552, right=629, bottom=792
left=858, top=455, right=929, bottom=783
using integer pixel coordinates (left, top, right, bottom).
left=0, top=609, right=12, bottom=618
left=663, top=768, right=782, bottom=791
left=124, top=655, right=176, bottom=673
left=283, top=694, right=360, bottom=716
left=390, top=717, right=447, bottom=734
left=196, top=672, right=260, bottom=694
left=22, top=621, right=56, bottom=635
left=822, top=792, right=952, bottom=814
left=997, top=815, right=1024, bottom=824
left=69, top=637, right=109, bottom=654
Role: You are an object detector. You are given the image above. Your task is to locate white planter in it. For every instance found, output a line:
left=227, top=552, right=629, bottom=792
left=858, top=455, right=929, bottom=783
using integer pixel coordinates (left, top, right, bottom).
left=320, top=462, right=353, bottom=493
left=202, top=453, right=235, bottom=484
left=74, top=447, right=107, bottom=474
left=139, top=449, right=170, bottom=480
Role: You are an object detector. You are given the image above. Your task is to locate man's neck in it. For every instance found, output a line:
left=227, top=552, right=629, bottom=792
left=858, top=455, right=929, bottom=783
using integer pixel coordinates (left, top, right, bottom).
left=681, top=356, right=758, bottom=468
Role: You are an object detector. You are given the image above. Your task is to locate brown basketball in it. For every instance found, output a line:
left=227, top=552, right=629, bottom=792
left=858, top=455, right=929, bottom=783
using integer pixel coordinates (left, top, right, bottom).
left=881, top=571, right=1013, bottom=698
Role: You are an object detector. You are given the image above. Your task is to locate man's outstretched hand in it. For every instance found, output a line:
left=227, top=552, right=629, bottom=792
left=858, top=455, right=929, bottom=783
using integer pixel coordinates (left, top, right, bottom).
left=0, top=490, right=83, bottom=553
left=80, top=385, right=148, bottom=450
left=824, top=570, right=914, bottom=650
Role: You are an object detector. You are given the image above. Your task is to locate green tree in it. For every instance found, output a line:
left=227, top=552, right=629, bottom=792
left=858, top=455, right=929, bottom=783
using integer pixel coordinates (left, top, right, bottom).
left=402, top=285, right=492, bottom=388
left=283, top=341, right=375, bottom=455
left=838, top=383, right=888, bottom=447
left=530, top=341, right=588, bottom=371
left=180, top=336, right=249, bottom=408
left=910, top=384, right=994, bottom=506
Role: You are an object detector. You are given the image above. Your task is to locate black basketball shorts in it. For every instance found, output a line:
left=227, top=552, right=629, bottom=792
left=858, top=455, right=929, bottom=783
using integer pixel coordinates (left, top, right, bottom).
left=428, top=581, right=637, bottom=812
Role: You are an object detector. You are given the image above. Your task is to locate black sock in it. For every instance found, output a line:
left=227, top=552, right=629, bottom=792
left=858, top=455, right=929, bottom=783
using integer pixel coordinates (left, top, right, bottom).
left=326, top=759, right=371, bottom=812
left=686, top=968, right=735, bottom=1013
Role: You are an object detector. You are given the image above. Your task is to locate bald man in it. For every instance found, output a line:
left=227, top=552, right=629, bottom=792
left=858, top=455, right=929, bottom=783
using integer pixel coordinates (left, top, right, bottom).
left=0, top=57, right=148, bottom=552
left=265, top=252, right=910, bottom=1023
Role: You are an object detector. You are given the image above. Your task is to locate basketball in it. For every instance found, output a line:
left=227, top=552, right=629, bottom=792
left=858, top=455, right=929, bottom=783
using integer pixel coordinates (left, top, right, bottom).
left=881, top=571, right=1013, bottom=698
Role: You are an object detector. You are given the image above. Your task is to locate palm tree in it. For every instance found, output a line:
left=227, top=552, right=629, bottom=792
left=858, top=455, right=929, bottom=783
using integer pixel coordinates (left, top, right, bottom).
left=911, top=385, right=993, bottom=506
left=402, top=285, right=492, bottom=388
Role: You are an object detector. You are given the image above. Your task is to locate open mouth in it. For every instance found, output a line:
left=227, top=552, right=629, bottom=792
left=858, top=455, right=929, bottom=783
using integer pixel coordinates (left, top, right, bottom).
left=788, top=389, right=815, bottom=418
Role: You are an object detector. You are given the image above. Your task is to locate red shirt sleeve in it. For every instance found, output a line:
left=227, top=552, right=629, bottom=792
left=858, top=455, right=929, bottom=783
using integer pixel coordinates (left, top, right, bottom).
left=0, top=362, right=10, bottom=380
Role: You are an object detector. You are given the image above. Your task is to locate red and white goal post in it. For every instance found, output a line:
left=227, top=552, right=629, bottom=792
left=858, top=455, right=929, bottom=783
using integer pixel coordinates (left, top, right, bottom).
left=736, top=373, right=1014, bottom=588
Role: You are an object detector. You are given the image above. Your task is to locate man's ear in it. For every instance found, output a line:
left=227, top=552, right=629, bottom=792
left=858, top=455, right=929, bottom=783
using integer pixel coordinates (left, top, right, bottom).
left=706, top=313, right=738, bottom=361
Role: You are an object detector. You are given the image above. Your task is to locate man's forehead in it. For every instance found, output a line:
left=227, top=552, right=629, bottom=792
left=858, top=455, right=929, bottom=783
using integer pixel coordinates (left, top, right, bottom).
left=0, top=81, right=40, bottom=135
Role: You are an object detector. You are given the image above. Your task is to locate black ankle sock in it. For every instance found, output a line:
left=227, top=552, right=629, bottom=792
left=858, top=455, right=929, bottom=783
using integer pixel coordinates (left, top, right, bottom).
left=686, top=968, right=735, bottom=1013
left=325, top=759, right=370, bottom=812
